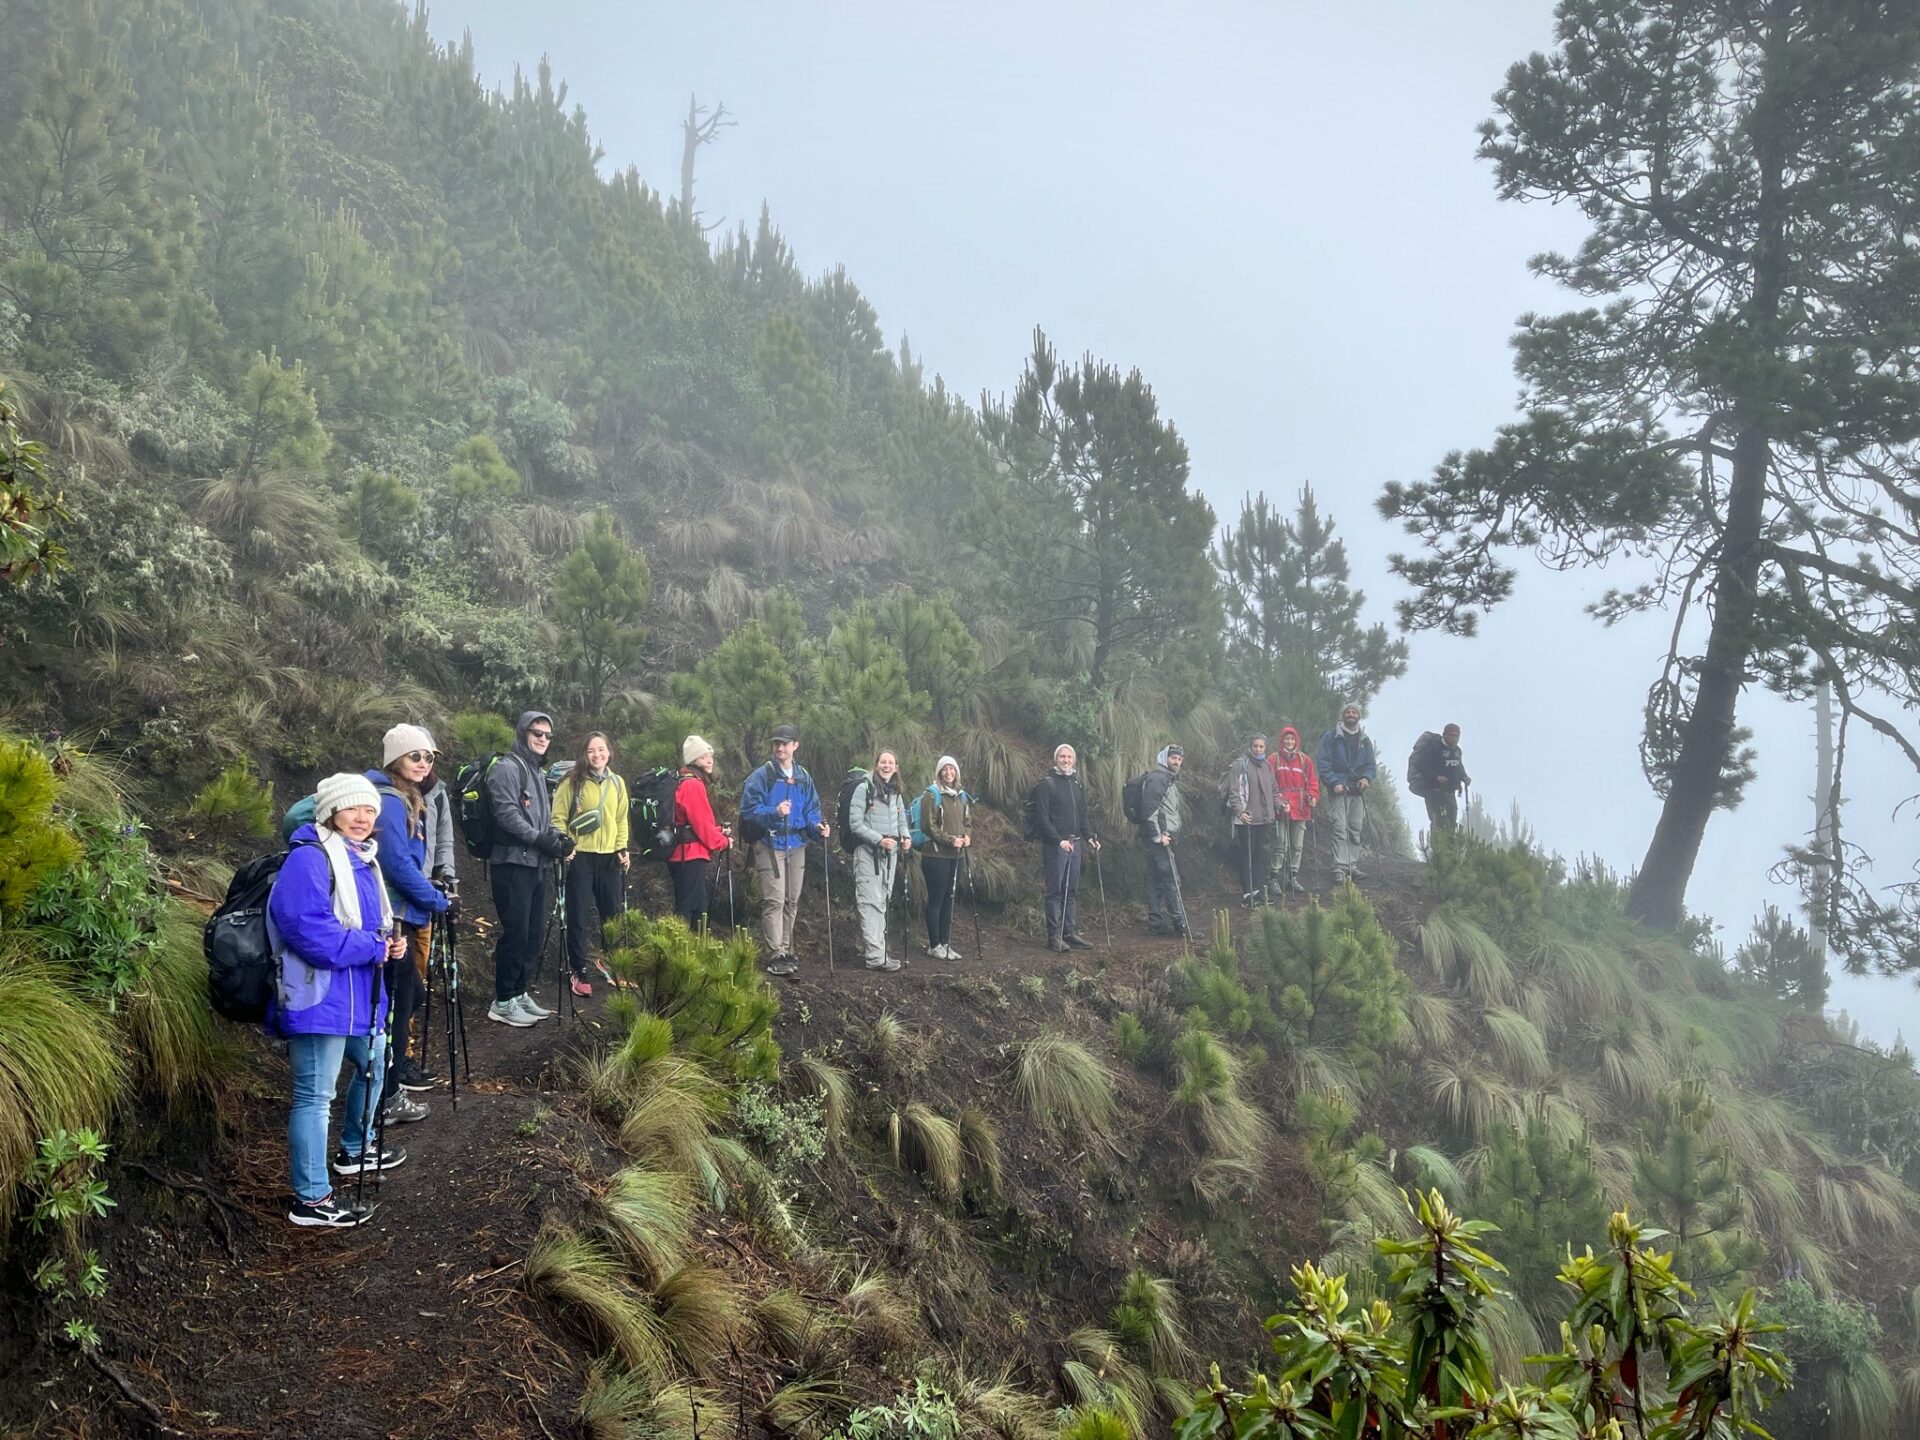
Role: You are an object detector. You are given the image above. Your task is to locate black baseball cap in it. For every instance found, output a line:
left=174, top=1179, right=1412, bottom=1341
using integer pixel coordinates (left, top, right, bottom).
left=770, top=724, right=800, bottom=744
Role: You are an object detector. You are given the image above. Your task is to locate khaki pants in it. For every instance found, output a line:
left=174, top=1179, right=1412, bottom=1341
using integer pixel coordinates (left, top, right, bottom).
left=1272, top=819, right=1308, bottom=879
left=753, top=842, right=807, bottom=957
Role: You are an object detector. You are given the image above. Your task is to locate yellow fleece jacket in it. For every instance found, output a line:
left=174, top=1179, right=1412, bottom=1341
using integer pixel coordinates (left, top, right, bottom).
left=558, top=771, right=630, bottom=854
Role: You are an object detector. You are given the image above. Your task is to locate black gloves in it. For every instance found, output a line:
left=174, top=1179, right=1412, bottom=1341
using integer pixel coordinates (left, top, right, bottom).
left=538, top=832, right=575, bottom=859
left=432, top=866, right=456, bottom=887
left=440, top=891, right=462, bottom=922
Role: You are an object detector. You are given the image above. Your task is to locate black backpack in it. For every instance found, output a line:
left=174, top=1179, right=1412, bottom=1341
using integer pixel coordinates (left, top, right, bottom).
left=629, top=767, right=685, bottom=862
left=1406, top=732, right=1440, bottom=797
left=204, top=842, right=323, bottom=1023
left=1022, top=781, right=1044, bottom=840
left=1121, top=771, right=1151, bottom=825
left=455, top=755, right=504, bottom=859
left=835, top=768, right=869, bottom=853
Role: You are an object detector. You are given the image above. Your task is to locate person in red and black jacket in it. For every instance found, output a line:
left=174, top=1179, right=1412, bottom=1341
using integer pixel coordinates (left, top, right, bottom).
left=669, top=736, right=731, bottom=929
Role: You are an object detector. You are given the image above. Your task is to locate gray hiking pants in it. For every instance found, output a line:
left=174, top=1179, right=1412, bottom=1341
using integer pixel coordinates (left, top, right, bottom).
left=852, top=846, right=898, bottom=963
left=1142, top=837, right=1185, bottom=931
left=1327, top=792, right=1366, bottom=876
left=1272, top=818, right=1307, bottom=878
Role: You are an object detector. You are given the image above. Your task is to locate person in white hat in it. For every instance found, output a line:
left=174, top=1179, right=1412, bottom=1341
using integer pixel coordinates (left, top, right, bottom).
left=668, top=735, right=731, bottom=928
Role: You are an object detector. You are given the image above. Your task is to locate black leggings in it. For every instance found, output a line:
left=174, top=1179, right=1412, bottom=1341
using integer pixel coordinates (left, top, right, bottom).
left=921, top=855, right=958, bottom=947
left=380, top=925, right=424, bottom=1100
left=668, top=858, right=711, bottom=929
left=566, top=851, right=625, bottom=978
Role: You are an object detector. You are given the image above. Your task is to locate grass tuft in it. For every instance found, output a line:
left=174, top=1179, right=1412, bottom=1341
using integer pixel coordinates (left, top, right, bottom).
left=655, top=1258, right=740, bottom=1372
left=1016, top=1031, right=1118, bottom=1150
left=839, top=1264, right=920, bottom=1356
left=1420, top=907, right=1514, bottom=1005
left=524, top=1221, right=670, bottom=1389
left=899, top=1102, right=964, bottom=1202
left=596, top=1166, right=693, bottom=1284
left=790, top=1051, right=851, bottom=1145
left=958, top=1105, right=1004, bottom=1199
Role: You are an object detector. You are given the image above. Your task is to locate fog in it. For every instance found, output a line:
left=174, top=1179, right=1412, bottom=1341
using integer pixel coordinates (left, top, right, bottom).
left=425, top=0, right=1919, bottom=1044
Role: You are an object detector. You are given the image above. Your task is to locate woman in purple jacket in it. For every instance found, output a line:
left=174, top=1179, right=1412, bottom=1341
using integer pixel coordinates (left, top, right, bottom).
left=269, top=772, right=409, bottom=1228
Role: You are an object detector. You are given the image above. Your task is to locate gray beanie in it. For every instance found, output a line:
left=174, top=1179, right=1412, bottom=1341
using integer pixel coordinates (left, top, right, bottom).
left=314, top=772, right=380, bottom=825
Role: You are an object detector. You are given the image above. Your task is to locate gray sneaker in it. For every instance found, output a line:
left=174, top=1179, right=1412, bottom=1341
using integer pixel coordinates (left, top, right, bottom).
left=382, top=1094, right=429, bottom=1125
left=487, top=999, right=535, bottom=1028
left=864, top=956, right=902, bottom=972
left=511, top=994, right=549, bottom=1023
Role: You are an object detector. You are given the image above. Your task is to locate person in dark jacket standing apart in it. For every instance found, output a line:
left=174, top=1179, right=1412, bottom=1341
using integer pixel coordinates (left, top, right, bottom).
left=739, top=723, right=830, bottom=978
left=1034, top=743, right=1097, bottom=953
left=1268, top=725, right=1319, bottom=895
left=849, top=751, right=911, bottom=972
left=1317, top=703, right=1378, bottom=885
left=1223, top=734, right=1280, bottom=907
left=270, top=772, right=408, bottom=1228
left=669, top=736, right=731, bottom=928
left=916, top=756, right=972, bottom=960
left=1138, top=744, right=1188, bottom=938
left=1408, top=724, right=1470, bottom=835
left=364, top=724, right=450, bottom=1120
left=484, top=710, right=573, bottom=1027
left=557, top=732, right=629, bottom=997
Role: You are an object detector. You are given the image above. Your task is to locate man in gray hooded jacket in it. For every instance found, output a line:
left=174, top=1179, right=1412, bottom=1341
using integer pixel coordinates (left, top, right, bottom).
left=1137, top=744, right=1188, bottom=938
left=484, top=710, right=573, bottom=1026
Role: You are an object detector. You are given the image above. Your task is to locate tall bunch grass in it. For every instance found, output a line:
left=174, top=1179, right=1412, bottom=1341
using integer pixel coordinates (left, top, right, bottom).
left=1015, top=1032, right=1118, bottom=1151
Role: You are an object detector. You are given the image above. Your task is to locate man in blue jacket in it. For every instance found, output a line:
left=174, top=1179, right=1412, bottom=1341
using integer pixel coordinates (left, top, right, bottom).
left=739, top=723, right=831, bottom=977
left=1317, top=703, right=1377, bottom=886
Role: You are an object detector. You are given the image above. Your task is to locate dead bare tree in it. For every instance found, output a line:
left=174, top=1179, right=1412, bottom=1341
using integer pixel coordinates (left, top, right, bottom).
left=678, top=95, right=734, bottom=237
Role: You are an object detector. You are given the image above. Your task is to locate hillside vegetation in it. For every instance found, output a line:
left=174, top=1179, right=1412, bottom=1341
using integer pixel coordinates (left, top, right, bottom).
left=1, top=2, right=1918, bottom=1438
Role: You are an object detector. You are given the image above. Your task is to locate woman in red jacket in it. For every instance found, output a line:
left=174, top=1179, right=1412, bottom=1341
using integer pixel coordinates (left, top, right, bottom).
left=1268, top=725, right=1320, bottom=896
left=670, top=736, right=731, bottom=929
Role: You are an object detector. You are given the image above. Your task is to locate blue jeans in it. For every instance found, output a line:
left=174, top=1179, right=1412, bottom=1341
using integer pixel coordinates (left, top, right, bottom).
left=288, top=1032, right=387, bottom=1203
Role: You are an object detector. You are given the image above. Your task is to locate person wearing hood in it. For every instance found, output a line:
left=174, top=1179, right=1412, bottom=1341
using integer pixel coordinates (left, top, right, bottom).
left=483, top=710, right=573, bottom=1026
left=1138, top=744, right=1188, bottom=938
left=1031, top=743, right=1096, bottom=953
left=269, top=772, right=409, bottom=1228
left=558, top=731, right=630, bottom=997
left=669, top=735, right=731, bottom=929
left=1317, top=703, right=1377, bottom=884
left=1222, top=734, right=1280, bottom=907
left=1268, top=726, right=1320, bottom=896
left=364, top=725, right=451, bottom=1120
left=915, top=755, right=972, bottom=960
left=1408, top=724, right=1471, bottom=835
left=849, top=750, right=912, bottom=972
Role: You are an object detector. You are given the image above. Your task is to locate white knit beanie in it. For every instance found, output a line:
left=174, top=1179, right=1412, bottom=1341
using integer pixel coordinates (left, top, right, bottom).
left=314, top=772, right=381, bottom=825
left=682, top=735, right=715, bottom=766
left=382, top=723, right=438, bottom=767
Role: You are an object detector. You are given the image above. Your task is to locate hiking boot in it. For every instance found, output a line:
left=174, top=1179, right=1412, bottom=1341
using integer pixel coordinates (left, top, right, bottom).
left=288, top=1193, right=374, bottom=1228
left=1063, top=934, right=1093, bottom=951
left=333, top=1145, right=408, bottom=1176
left=765, top=955, right=799, bottom=978
left=864, top=956, right=902, bottom=972
left=1350, top=867, right=1369, bottom=882
left=1170, top=921, right=1192, bottom=940
left=382, top=1094, right=429, bottom=1125
left=1047, top=938, right=1070, bottom=953
left=516, top=992, right=553, bottom=1018
left=487, top=998, right=535, bottom=1027
left=570, top=974, right=593, bottom=998
left=395, top=1058, right=438, bottom=1092
left=1287, top=875, right=1306, bottom=895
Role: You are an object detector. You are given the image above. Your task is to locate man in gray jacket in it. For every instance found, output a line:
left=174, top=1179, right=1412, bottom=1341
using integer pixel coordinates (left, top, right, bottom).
left=1138, top=744, right=1188, bottom=938
left=849, top=751, right=911, bottom=973
left=1223, top=734, right=1279, bottom=908
left=484, top=710, right=573, bottom=1026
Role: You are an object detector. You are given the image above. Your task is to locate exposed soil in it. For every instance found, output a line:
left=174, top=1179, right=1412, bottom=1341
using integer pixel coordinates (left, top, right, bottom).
left=0, top=835, right=1405, bottom=1440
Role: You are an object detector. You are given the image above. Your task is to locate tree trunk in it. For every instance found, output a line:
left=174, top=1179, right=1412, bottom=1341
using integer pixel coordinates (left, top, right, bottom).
left=1625, top=425, right=1769, bottom=929
left=1810, top=678, right=1834, bottom=959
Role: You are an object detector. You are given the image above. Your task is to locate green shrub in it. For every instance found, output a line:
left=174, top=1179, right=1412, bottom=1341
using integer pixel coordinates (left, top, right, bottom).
left=1424, top=829, right=1547, bottom=939
left=0, top=740, right=79, bottom=921
left=603, top=915, right=779, bottom=1081
left=0, top=958, right=124, bottom=1231
left=736, top=1083, right=827, bottom=1179
left=447, top=709, right=516, bottom=758
left=25, top=809, right=169, bottom=1003
left=185, top=763, right=275, bottom=838
left=1111, top=1012, right=1148, bottom=1064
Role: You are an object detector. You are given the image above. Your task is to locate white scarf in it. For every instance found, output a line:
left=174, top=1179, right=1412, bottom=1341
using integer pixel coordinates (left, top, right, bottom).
left=317, top=826, right=395, bottom=936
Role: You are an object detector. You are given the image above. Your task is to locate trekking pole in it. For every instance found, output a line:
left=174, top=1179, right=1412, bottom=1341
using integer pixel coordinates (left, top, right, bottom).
left=964, top=850, right=984, bottom=963
left=1241, top=821, right=1254, bottom=907
left=1166, top=840, right=1192, bottom=956
left=821, top=842, right=835, bottom=974
left=893, top=845, right=907, bottom=966
left=553, top=857, right=571, bottom=1026
left=436, top=919, right=459, bottom=1111
left=355, top=961, right=384, bottom=1210
left=725, top=839, right=737, bottom=930
left=416, top=921, right=432, bottom=1085
left=1092, top=835, right=1112, bottom=955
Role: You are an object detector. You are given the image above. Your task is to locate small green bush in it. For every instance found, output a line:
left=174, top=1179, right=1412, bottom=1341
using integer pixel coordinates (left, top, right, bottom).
left=603, top=915, right=780, bottom=1081
left=736, top=1083, right=827, bottom=1179
left=185, top=764, right=275, bottom=838
left=1111, top=1012, right=1148, bottom=1064
left=447, top=709, right=517, bottom=758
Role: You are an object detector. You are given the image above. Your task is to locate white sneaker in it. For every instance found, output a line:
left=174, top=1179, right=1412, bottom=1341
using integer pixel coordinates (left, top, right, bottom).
left=512, top=994, right=550, bottom=1023
left=942, top=945, right=963, bottom=961
left=487, top=999, right=535, bottom=1028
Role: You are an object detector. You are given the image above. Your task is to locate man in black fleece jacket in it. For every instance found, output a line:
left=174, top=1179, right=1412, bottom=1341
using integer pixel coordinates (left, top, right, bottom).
left=1032, top=743, right=1097, bottom=953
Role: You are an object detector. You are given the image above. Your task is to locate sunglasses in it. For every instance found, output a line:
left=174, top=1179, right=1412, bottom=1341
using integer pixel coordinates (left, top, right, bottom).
left=400, top=750, right=435, bottom=764
left=528, top=729, right=552, bottom=740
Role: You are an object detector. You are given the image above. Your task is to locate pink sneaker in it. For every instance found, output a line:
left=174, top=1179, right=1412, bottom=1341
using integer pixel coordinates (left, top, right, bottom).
left=570, top=975, right=593, bottom=998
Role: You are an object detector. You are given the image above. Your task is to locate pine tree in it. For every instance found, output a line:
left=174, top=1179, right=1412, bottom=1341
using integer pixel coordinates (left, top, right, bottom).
left=871, top=589, right=983, bottom=727
left=554, top=512, right=651, bottom=718
left=981, top=328, right=1220, bottom=689
left=1634, top=1075, right=1764, bottom=1289
left=443, top=434, right=520, bottom=535
left=1730, top=904, right=1829, bottom=1012
left=805, top=600, right=930, bottom=777
left=666, top=619, right=796, bottom=773
left=1378, top=2, right=1920, bottom=942
left=1475, top=1116, right=1608, bottom=1313
left=1217, top=485, right=1406, bottom=728
left=754, top=311, right=836, bottom=471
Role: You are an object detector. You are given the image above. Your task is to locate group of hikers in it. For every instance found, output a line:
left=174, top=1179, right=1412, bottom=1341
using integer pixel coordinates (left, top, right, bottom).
left=261, top=707, right=1468, bottom=1227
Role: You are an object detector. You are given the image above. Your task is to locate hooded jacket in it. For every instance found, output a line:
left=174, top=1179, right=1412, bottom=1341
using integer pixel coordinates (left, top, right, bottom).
left=267, top=823, right=393, bottom=1039
left=484, top=711, right=557, bottom=869
left=1269, top=728, right=1320, bottom=823
left=1223, top=747, right=1280, bottom=826
left=917, top=758, right=972, bottom=859
left=1139, top=747, right=1182, bottom=841
left=363, top=768, right=451, bottom=928
left=850, top=771, right=911, bottom=851
left=1317, top=723, right=1378, bottom=790
left=421, top=772, right=456, bottom=880
left=740, top=761, right=824, bottom=852
left=670, top=768, right=730, bottom=863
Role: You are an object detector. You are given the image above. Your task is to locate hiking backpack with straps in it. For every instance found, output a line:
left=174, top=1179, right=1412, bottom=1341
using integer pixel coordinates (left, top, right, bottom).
left=1405, top=732, right=1441, bottom=797
left=834, top=768, right=869, bottom=853
left=908, top=785, right=939, bottom=849
left=204, top=840, right=325, bottom=1023
left=1021, top=781, right=1044, bottom=841
left=454, top=754, right=521, bottom=860
left=628, top=767, right=684, bottom=862
left=1121, top=771, right=1151, bottom=825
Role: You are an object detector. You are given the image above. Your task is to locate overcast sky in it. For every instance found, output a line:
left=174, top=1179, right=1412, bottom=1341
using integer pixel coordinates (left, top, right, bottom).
left=425, top=0, right=1918, bottom=1044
